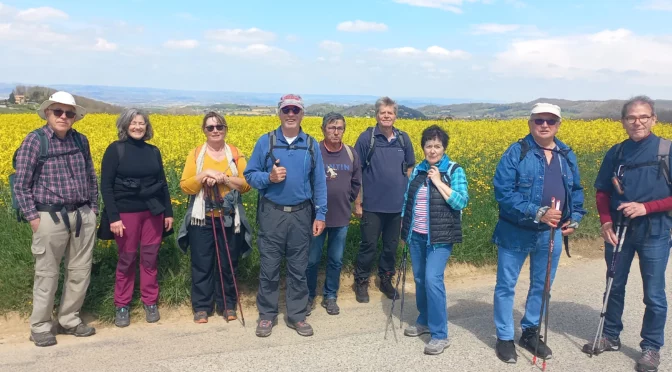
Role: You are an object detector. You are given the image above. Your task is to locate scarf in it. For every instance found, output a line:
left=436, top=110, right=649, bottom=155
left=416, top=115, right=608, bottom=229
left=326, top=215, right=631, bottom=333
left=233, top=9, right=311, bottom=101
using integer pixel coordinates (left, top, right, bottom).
left=190, top=142, right=242, bottom=233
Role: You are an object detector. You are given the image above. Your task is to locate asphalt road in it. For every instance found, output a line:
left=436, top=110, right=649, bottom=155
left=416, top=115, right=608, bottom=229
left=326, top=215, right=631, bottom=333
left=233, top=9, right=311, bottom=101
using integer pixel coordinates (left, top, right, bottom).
left=1, top=253, right=670, bottom=372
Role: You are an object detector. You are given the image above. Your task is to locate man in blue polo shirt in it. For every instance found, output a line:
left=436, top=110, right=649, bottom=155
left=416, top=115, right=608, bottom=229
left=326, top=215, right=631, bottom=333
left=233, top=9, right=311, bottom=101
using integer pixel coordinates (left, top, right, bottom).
left=492, top=103, right=586, bottom=364
left=583, top=96, right=671, bottom=372
left=244, top=94, right=327, bottom=338
left=353, top=96, right=415, bottom=303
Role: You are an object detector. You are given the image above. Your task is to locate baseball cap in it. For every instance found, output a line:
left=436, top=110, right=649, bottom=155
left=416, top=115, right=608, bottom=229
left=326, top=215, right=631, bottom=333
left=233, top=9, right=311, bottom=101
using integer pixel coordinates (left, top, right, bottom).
left=278, top=94, right=304, bottom=110
left=530, top=102, right=561, bottom=118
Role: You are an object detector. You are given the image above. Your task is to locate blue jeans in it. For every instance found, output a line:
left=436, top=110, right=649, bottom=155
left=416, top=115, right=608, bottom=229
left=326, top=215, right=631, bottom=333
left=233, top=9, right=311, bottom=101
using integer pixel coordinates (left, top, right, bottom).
left=494, top=229, right=563, bottom=340
left=408, top=232, right=453, bottom=340
left=306, top=226, right=349, bottom=299
left=602, top=230, right=670, bottom=351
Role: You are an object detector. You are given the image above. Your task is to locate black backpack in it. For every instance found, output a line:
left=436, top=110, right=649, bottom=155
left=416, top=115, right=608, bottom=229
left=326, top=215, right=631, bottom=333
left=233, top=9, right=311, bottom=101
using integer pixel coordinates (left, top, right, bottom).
left=363, top=126, right=409, bottom=175
left=9, top=128, right=89, bottom=222
left=612, top=137, right=672, bottom=187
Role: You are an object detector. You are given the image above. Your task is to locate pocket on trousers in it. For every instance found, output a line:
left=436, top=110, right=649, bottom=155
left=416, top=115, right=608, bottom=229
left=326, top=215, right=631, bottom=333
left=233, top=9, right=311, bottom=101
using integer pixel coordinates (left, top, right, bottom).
left=31, top=232, right=46, bottom=255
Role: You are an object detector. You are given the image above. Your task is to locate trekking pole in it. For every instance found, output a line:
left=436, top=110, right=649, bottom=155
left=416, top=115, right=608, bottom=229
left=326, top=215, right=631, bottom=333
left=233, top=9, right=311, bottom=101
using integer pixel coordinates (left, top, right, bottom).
left=211, top=186, right=246, bottom=327
left=533, top=198, right=561, bottom=371
left=384, top=242, right=408, bottom=342
left=206, top=186, right=229, bottom=323
left=399, top=244, right=409, bottom=330
left=587, top=213, right=629, bottom=357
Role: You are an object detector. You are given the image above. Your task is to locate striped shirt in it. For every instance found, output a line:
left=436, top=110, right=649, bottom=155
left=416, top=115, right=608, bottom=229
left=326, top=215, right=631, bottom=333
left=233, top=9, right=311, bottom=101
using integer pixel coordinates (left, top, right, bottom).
left=13, top=125, right=99, bottom=221
left=412, top=183, right=429, bottom=234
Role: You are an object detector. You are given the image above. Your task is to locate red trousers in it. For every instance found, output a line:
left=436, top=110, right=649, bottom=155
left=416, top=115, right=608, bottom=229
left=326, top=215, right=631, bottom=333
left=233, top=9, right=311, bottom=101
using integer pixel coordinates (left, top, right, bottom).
left=113, top=211, right=163, bottom=307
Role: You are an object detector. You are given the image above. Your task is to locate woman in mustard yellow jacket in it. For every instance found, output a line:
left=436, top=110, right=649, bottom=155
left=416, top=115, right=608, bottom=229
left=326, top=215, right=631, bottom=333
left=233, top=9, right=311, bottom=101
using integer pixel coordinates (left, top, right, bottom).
left=179, top=112, right=251, bottom=324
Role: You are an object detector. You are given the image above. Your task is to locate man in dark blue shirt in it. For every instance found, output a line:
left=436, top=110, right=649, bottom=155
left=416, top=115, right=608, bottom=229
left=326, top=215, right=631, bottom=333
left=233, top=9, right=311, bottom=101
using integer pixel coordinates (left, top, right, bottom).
left=244, top=94, right=327, bottom=338
left=353, top=96, right=415, bottom=303
left=584, top=96, right=671, bottom=372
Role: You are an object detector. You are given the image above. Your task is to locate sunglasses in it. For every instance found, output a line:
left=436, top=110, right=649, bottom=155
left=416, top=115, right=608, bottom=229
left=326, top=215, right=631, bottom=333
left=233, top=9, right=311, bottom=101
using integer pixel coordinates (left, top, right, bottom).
left=205, top=124, right=226, bottom=132
left=50, top=109, right=77, bottom=119
left=281, top=106, right=302, bottom=115
left=533, top=118, right=559, bottom=126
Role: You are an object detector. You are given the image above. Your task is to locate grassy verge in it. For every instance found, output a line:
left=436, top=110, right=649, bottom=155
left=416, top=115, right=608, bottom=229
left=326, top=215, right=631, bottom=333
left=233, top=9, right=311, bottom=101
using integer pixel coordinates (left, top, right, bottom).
left=0, top=151, right=604, bottom=322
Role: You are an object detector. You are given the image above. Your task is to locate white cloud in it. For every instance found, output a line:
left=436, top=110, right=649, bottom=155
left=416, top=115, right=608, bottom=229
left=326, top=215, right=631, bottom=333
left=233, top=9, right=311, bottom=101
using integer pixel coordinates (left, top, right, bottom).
left=493, top=28, right=672, bottom=84
left=505, top=0, right=526, bottom=7
left=382, top=46, right=423, bottom=56
left=639, top=0, right=672, bottom=10
left=286, top=34, right=299, bottom=42
left=163, top=39, right=199, bottom=49
left=93, top=37, right=117, bottom=51
left=0, top=22, right=69, bottom=43
left=319, top=40, right=343, bottom=54
left=211, top=43, right=290, bottom=58
left=426, top=45, right=471, bottom=59
left=393, top=0, right=473, bottom=14
left=204, top=27, right=275, bottom=43
left=15, top=6, right=68, bottom=22
left=337, top=20, right=388, bottom=32
left=382, top=46, right=470, bottom=60
left=472, top=23, right=521, bottom=34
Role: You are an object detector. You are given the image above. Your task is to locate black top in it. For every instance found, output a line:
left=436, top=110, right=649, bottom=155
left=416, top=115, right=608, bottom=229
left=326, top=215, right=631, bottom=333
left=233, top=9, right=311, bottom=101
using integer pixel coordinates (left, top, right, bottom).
left=101, top=138, right=173, bottom=222
left=540, top=149, right=566, bottom=211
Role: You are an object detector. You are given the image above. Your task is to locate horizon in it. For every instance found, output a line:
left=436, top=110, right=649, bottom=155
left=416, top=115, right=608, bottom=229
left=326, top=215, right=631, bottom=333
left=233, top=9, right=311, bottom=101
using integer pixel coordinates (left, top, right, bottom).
left=2, top=0, right=672, bottom=102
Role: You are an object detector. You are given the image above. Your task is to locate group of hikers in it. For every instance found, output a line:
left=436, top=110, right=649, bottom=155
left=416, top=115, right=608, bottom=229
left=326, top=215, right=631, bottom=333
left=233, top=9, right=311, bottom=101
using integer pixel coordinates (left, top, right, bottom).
left=10, top=90, right=669, bottom=372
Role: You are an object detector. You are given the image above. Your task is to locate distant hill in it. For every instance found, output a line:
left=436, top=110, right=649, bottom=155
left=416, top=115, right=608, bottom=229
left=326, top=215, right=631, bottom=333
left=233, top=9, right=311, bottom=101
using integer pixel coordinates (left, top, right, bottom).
left=306, top=103, right=427, bottom=119
left=9, top=85, right=123, bottom=114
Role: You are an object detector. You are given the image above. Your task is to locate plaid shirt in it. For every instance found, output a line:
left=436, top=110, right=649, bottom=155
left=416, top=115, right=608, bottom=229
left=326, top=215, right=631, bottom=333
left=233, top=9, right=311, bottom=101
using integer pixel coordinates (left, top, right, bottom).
left=13, top=125, right=99, bottom=221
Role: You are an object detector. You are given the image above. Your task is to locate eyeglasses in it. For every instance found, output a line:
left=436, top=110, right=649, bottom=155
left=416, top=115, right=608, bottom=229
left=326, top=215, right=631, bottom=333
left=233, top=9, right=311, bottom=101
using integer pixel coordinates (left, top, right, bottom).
left=625, top=115, right=653, bottom=125
left=50, top=109, right=76, bottom=119
left=205, top=124, right=227, bottom=132
left=326, top=126, right=345, bottom=133
left=281, top=106, right=302, bottom=115
left=533, top=118, right=559, bottom=126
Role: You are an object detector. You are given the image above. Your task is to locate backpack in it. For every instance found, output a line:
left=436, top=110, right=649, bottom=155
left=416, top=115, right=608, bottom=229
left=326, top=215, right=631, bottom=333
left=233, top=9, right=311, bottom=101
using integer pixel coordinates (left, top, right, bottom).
left=319, top=140, right=354, bottom=165
left=9, top=128, right=89, bottom=222
left=363, top=126, right=409, bottom=175
left=612, top=138, right=672, bottom=187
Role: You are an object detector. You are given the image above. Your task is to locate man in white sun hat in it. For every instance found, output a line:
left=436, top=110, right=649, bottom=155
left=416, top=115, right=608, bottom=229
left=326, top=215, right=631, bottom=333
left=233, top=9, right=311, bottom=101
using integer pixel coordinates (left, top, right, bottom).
left=491, top=102, right=586, bottom=363
left=13, top=91, right=99, bottom=347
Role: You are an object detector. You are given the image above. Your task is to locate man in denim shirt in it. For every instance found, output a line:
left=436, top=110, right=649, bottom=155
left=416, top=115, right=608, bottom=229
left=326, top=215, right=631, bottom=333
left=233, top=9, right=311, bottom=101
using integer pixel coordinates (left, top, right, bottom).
left=491, top=103, right=586, bottom=364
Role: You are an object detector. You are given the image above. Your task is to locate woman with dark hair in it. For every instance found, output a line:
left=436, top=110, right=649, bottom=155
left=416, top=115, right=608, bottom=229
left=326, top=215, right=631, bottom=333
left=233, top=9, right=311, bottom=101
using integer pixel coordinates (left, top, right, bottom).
left=178, top=112, right=252, bottom=324
left=99, top=108, right=174, bottom=328
left=400, top=124, right=469, bottom=355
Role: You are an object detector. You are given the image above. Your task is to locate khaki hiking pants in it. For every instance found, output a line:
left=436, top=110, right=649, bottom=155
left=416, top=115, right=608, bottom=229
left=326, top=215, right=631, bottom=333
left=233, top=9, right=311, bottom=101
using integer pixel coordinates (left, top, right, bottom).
left=30, top=205, right=96, bottom=334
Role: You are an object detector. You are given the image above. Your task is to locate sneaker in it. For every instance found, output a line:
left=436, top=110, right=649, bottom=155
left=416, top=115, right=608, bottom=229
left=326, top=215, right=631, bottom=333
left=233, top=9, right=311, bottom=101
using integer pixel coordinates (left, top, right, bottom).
left=225, top=309, right=237, bottom=321
left=287, top=320, right=314, bottom=337
left=636, top=349, right=660, bottom=372
left=424, top=338, right=451, bottom=355
left=193, top=311, right=208, bottom=324
left=306, top=297, right=315, bottom=317
left=404, top=323, right=430, bottom=337
left=115, top=306, right=130, bottom=327
left=321, top=298, right=340, bottom=315
left=379, top=273, right=399, bottom=300
left=256, top=318, right=277, bottom=337
left=496, top=339, right=518, bottom=363
left=57, top=322, right=96, bottom=337
left=355, top=280, right=370, bottom=303
left=519, top=327, right=552, bottom=359
left=29, top=331, right=57, bottom=347
left=581, top=336, right=621, bottom=355
left=144, top=304, right=160, bottom=323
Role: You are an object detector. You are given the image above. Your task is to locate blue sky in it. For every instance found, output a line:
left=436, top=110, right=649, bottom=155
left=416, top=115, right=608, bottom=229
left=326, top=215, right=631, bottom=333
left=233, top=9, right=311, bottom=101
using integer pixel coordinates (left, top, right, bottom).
left=3, top=0, right=672, bottom=102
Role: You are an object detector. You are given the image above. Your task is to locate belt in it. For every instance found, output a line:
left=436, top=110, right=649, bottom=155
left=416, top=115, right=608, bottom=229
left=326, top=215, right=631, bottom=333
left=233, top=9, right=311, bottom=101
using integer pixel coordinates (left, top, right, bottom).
left=35, top=202, right=89, bottom=237
left=261, top=197, right=311, bottom=213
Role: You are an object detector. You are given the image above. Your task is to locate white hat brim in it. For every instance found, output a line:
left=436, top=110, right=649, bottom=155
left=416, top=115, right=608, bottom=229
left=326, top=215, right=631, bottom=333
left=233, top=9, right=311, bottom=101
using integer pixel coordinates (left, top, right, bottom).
left=37, top=100, right=87, bottom=121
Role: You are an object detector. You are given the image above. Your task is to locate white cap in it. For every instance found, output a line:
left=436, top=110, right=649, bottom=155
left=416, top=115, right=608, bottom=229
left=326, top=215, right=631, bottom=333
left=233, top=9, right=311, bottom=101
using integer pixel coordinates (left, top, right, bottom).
left=530, top=102, right=561, bottom=118
left=37, top=91, right=87, bottom=121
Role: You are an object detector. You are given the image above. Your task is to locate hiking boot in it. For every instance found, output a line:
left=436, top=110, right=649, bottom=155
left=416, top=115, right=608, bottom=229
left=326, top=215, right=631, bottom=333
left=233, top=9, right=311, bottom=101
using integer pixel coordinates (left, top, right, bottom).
left=581, top=336, right=621, bottom=355
left=404, top=323, right=430, bottom=337
left=225, top=309, right=237, bottom=321
left=321, top=298, right=340, bottom=315
left=496, top=339, right=518, bottom=364
left=29, top=331, right=57, bottom=347
left=255, top=318, right=277, bottom=337
left=144, top=304, right=160, bottom=323
left=306, top=297, right=315, bottom=317
left=424, top=338, right=451, bottom=355
left=379, top=273, right=398, bottom=300
left=57, top=322, right=96, bottom=337
left=115, top=306, right=130, bottom=327
left=636, top=349, right=660, bottom=372
left=519, top=327, right=552, bottom=359
left=355, top=280, right=369, bottom=303
left=287, top=320, right=314, bottom=337
left=193, top=311, right=208, bottom=324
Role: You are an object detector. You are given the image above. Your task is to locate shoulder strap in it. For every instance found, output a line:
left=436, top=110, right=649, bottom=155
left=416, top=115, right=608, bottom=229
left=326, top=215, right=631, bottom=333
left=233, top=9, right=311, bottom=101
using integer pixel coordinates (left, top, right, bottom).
left=658, top=138, right=672, bottom=186
left=442, top=162, right=460, bottom=184
left=264, top=131, right=277, bottom=171
left=365, top=127, right=375, bottom=169
left=116, top=141, right=125, bottom=163
left=396, top=129, right=406, bottom=149
left=344, top=144, right=354, bottom=164
left=25, top=129, right=50, bottom=184
left=71, top=130, right=88, bottom=160
left=518, top=138, right=530, bottom=162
